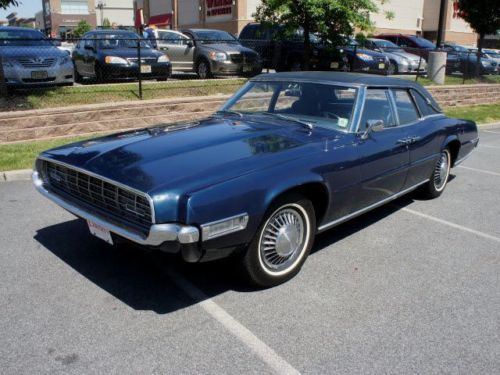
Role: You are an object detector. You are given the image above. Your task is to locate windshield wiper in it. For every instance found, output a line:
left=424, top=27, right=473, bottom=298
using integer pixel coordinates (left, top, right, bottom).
left=262, top=113, right=314, bottom=130
left=215, top=110, right=243, bottom=118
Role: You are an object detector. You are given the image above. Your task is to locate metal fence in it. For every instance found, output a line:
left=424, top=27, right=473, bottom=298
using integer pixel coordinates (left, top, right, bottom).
left=1, top=36, right=498, bottom=106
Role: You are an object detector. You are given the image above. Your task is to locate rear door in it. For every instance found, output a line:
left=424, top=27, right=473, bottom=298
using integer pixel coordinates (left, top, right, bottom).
left=355, top=88, right=411, bottom=209
left=397, top=88, right=443, bottom=188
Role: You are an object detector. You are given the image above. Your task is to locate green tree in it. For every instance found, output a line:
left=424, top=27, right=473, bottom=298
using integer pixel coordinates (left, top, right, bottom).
left=254, top=0, right=380, bottom=69
left=0, top=0, right=18, bottom=8
left=457, top=0, right=500, bottom=76
left=102, top=18, right=111, bottom=29
left=73, top=20, right=92, bottom=38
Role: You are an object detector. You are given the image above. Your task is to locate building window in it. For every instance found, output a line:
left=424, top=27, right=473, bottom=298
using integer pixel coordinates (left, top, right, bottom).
left=61, top=0, right=89, bottom=15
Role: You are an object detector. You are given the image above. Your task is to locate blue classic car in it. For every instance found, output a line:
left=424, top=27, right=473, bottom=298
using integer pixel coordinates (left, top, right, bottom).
left=33, top=72, right=478, bottom=287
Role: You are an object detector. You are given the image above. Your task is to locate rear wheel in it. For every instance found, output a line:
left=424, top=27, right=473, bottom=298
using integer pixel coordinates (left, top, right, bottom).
left=418, top=149, right=451, bottom=199
left=242, top=194, right=316, bottom=287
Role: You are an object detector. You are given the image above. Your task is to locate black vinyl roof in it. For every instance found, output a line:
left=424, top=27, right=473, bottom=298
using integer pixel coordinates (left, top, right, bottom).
left=251, top=71, right=441, bottom=110
left=252, top=71, right=422, bottom=87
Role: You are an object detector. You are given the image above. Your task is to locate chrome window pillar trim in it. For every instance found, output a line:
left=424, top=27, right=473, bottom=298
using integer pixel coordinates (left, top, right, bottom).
left=37, top=155, right=157, bottom=224
left=317, top=180, right=429, bottom=232
left=32, top=171, right=199, bottom=245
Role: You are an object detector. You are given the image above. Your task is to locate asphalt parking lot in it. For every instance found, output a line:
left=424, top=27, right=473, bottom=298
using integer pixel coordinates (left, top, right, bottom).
left=1, top=126, right=499, bottom=374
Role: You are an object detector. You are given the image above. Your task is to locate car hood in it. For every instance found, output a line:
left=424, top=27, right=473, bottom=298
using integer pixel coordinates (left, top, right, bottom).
left=0, top=45, right=67, bottom=58
left=382, top=50, right=422, bottom=62
left=41, top=116, right=323, bottom=197
left=342, top=47, right=386, bottom=58
left=202, top=43, right=257, bottom=55
left=97, top=47, right=161, bottom=58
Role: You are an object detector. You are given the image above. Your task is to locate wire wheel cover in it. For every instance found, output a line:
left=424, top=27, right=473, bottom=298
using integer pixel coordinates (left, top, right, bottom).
left=434, top=150, right=450, bottom=191
left=259, top=207, right=306, bottom=272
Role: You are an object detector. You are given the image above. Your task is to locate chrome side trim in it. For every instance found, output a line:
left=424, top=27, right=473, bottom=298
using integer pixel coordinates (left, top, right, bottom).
left=317, top=180, right=429, bottom=232
left=37, top=155, right=157, bottom=224
left=33, top=171, right=199, bottom=245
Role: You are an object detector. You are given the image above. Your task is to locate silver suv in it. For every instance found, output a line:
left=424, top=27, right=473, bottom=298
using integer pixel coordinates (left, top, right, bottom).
left=0, top=26, right=74, bottom=87
left=154, top=28, right=261, bottom=79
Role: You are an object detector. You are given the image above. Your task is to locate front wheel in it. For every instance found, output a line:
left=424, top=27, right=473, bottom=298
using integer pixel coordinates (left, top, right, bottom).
left=242, top=194, right=316, bottom=287
left=196, top=59, right=212, bottom=79
left=418, top=149, right=451, bottom=199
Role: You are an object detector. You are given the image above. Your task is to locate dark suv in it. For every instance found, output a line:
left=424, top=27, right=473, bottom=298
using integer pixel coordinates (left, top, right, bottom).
left=239, top=23, right=341, bottom=71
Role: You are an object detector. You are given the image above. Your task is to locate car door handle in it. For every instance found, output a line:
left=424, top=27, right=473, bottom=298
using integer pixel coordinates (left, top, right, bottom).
left=409, top=136, right=421, bottom=144
left=397, top=138, right=411, bottom=146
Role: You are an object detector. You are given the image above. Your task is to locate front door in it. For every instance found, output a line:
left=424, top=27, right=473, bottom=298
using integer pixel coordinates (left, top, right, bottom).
left=355, top=88, right=410, bottom=209
left=157, top=31, right=194, bottom=72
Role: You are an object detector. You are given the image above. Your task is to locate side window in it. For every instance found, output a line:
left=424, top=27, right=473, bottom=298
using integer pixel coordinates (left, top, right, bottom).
left=240, top=25, right=255, bottom=39
left=392, top=89, right=419, bottom=124
left=360, top=89, right=396, bottom=130
left=411, top=89, right=440, bottom=117
left=83, top=36, right=94, bottom=49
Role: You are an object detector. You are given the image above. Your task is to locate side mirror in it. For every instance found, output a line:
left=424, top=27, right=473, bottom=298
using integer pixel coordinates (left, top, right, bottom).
left=361, top=119, right=384, bottom=139
left=186, top=40, right=194, bottom=48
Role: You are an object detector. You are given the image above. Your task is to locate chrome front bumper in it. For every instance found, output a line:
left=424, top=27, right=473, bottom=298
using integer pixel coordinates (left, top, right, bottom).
left=32, top=171, right=199, bottom=246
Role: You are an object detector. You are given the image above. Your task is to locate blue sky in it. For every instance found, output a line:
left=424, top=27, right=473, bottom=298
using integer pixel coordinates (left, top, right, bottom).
left=1, top=0, right=42, bottom=20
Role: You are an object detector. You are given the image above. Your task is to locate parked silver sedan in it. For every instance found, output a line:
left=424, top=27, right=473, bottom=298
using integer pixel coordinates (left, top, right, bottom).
left=0, top=27, right=73, bottom=87
left=364, top=38, right=427, bottom=75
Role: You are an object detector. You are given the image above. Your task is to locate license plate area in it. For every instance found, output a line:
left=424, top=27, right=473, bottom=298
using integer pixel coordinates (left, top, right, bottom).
left=31, top=71, right=48, bottom=79
left=330, top=62, right=339, bottom=69
left=378, top=63, right=385, bottom=69
left=87, top=220, right=114, bottom=245
left=243, top=66, right=252, bottom=72
left=140, top=65, right=152, bottom=73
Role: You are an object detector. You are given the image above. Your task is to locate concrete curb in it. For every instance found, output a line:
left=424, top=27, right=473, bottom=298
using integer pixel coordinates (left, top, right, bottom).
left=1, top=121, right=499, bottom=183
left=1, top=169, right=32, bottom=182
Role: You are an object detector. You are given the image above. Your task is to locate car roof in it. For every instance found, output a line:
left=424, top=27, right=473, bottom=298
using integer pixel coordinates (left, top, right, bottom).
left=252, top=71, right=427, bottom=89
left=89, top=29, right=137, bottom=34
left=183, top=28, right=229, bottom=33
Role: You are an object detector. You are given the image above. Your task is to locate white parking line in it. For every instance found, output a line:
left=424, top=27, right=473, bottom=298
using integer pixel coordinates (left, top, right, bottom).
left=458, top=165, right=500, bottom=177
left=482, top=130, right=500, bottom=135
left=480, top=144, right=500, bottom=149
left=400, top=207, right=500, bottom=244
left=166, top=267, right=301, bottom=375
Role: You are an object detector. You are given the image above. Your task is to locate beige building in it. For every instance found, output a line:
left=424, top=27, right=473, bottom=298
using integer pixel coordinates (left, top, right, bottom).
left=95, top=0, right=134, bottom=28
left=134, top=0, right=478, bottom=45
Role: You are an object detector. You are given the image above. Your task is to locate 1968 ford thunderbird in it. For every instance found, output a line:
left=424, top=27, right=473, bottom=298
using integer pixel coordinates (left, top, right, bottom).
left=33, top=72, right=479, bottom=287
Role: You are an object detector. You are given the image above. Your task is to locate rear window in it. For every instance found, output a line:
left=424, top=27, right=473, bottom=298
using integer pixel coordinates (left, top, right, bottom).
left=392, top=89, right=419, bottom=125
left=411, top=89, right=440, bottom=117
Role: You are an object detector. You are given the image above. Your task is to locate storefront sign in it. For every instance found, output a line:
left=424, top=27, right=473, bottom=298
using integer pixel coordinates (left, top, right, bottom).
left=206, top=0, right=232, bottom=17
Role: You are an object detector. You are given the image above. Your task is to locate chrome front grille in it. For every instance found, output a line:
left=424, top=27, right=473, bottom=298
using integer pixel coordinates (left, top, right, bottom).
left=17, top=57, right=56, bottom=68
left=40, top=160, right=153, bottom=230
left=126, top=57, right=157, bottom=64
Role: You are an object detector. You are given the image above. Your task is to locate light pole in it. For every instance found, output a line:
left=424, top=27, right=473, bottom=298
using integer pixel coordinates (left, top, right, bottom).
left=97, top=0, right=106, bottom=27
left=436, top=0, right=447, bottom=48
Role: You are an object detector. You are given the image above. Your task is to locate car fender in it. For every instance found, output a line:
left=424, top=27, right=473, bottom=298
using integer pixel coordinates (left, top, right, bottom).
left=185, top=157, right=329, bottom=248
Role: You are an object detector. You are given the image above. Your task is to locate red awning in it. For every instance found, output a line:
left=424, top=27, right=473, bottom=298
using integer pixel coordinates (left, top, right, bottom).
left=147, top=13, right=172, bottom=26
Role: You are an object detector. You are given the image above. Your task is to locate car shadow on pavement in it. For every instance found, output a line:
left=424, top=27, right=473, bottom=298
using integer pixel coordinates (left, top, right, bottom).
left=33, top=190, right=434, bottom=314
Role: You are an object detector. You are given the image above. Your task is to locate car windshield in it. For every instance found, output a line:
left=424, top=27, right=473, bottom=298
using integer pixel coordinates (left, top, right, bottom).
left=412, top=37, right=435, bottom=49
left=220, top=81, right=358, bottom=132
left=484, top=50, right=500, bottom=58
left=193, top=30, right=238, bottom=44
left=0, top=29, right=53, bottom=46
left=372, top=39, right=402, bottom=50
left=96, top=33, right=152, bottom=49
